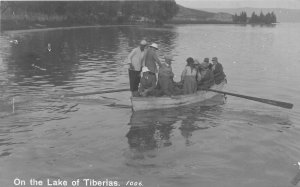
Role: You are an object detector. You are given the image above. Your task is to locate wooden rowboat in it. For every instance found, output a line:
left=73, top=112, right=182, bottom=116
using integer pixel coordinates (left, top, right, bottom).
left=64, top=79, right=292, bottom=110
left=131, top=81, right=226, bottom=111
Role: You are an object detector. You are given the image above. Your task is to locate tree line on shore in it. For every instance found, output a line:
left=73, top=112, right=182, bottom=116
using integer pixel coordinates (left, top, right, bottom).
left=233, top=11, right=277, bottom=24
left=1, top=1, right=179, bottom=30
left=1, top=1, right=278, bottom=30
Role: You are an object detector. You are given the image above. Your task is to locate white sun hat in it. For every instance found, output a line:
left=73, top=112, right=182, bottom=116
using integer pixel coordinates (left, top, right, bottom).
left=149, top=43, right=158, bottom=49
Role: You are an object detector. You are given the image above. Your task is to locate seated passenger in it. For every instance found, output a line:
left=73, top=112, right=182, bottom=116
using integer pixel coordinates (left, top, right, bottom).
left=194, top=58, right=201, bottom=70
left=139, top=67, right=157, bottom=97
left=158, top=55, right=175, bottom=96
left=202, top=57, right=210, bottom=67
left=181, top=57, right=197, bottom=95
left=212, top=57, right=226, bottom=84
left=197, top=61, right=215, bottom=90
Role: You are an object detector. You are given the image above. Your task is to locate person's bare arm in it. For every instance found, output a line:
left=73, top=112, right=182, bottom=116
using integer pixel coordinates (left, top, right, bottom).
left=181, top=67, right=187, bottom=82
left=141, top=49, right=147, bottom=67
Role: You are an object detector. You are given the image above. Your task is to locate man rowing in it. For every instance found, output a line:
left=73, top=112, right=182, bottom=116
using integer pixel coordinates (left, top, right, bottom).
left=128, top=40, right=148, bottom=97
left=211, top=57, right=226, bottom=84
left=197, top=58, right=215, bottom=90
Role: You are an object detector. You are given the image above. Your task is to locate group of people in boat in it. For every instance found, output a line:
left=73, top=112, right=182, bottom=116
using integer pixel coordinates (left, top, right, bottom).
left=128, top=40, right=226, bottom=97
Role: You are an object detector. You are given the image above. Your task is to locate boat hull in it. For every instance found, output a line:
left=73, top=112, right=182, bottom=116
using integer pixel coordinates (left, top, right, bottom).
left=131, top=81, right=226, bottom=111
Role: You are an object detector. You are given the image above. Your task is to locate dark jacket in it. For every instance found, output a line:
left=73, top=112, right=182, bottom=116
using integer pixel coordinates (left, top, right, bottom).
left=158, top=63, right=174, bottom=96
left=198, top=69, right=215, bottom=90
left=213, top=63, right=226, bottom=84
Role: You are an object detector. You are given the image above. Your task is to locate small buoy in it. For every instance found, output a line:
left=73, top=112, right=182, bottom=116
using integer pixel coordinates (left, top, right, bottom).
left=9, top=40, right=18, bottom=44
left=32, top=64, right=46, bottom=71
left=47, top=43, right=51, bottom=52
left=295, top=162, right=300, bottom=169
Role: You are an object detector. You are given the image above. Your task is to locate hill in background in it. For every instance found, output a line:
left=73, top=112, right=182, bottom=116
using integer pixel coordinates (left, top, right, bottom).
left=170, top=5, right=233, bottom=23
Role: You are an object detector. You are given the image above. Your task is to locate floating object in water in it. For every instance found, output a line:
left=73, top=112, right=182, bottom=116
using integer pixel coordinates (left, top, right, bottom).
left=47, top=43, right=51, bottom=52
left=32, top=64, right=46, bottom=71
left=9, top=40, right=18, bottom=44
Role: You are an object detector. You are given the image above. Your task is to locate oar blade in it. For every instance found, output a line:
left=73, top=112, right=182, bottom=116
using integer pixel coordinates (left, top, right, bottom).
left=207, top=89, right=293, bottom=109
left=262, top=99, right=293, bottom=109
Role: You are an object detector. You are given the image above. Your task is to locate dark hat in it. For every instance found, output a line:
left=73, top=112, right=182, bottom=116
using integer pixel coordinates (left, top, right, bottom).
left=212, top=57, right=218, bottom=62
left=204, top=58, right=209, bottom=63
left=186, top=57, right=194, bottom=63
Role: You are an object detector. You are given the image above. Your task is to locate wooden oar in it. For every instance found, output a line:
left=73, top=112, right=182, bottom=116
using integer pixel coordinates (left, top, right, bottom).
left=63, top=88, right=130, bottom=97
left=207, top=89, right=293, bottom=109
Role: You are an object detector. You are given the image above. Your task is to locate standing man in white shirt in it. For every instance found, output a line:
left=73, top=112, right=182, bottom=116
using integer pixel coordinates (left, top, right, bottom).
left=128, top=40, right=147, bottom=96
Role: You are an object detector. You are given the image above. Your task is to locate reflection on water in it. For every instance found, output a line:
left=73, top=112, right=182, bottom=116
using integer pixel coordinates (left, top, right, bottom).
left=126, top=111, right=175, bottom=154
left=125, top=96, right=225, bottom=161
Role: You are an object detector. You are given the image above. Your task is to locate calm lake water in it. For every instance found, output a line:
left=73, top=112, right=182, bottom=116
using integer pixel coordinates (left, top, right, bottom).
left=1, top=23, right=300, bottom=187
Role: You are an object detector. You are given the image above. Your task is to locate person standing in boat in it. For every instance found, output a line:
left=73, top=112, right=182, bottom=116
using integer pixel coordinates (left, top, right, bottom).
left=212, top=57, right=226, bottom=84
left=128, top=40, right=148, bottom=97
left=139, top=67, right=157, bottom=97
left=158, top=55, right=175, bottom=96
left=181, top=57, right=197, bottom=94
left=143, top=43, right=162, bottom=87
left=197, top=60, right=215, bottom=90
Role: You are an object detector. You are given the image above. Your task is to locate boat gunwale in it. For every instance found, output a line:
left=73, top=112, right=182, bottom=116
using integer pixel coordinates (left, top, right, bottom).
left=130, top=81, right=226, bottom=102
left=130, top=90, right=207, bottom=102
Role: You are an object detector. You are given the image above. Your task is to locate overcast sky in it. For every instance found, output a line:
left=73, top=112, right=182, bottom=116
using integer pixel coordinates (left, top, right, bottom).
left=176, top=0, right=300, bottom=9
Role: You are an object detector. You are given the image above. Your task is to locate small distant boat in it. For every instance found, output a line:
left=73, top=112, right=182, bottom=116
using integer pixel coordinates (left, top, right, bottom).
left=131, top=81, right=226, bottom=111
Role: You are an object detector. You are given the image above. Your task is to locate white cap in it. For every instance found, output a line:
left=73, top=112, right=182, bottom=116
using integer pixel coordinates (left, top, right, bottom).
left=142, top=66, right=150, bottom=73
left=149, top=43, right=158, bottom=49
left=140, top=40, right=147, bottom=45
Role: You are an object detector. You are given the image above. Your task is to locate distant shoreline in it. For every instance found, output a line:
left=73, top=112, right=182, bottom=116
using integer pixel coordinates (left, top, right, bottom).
left=1, top=21, right=281, bottom=33
left=1, top=24, right=141, bottom=33
left=1, top=22, right=220, bottom=33
left=0, top=21, right=151, bottom=33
